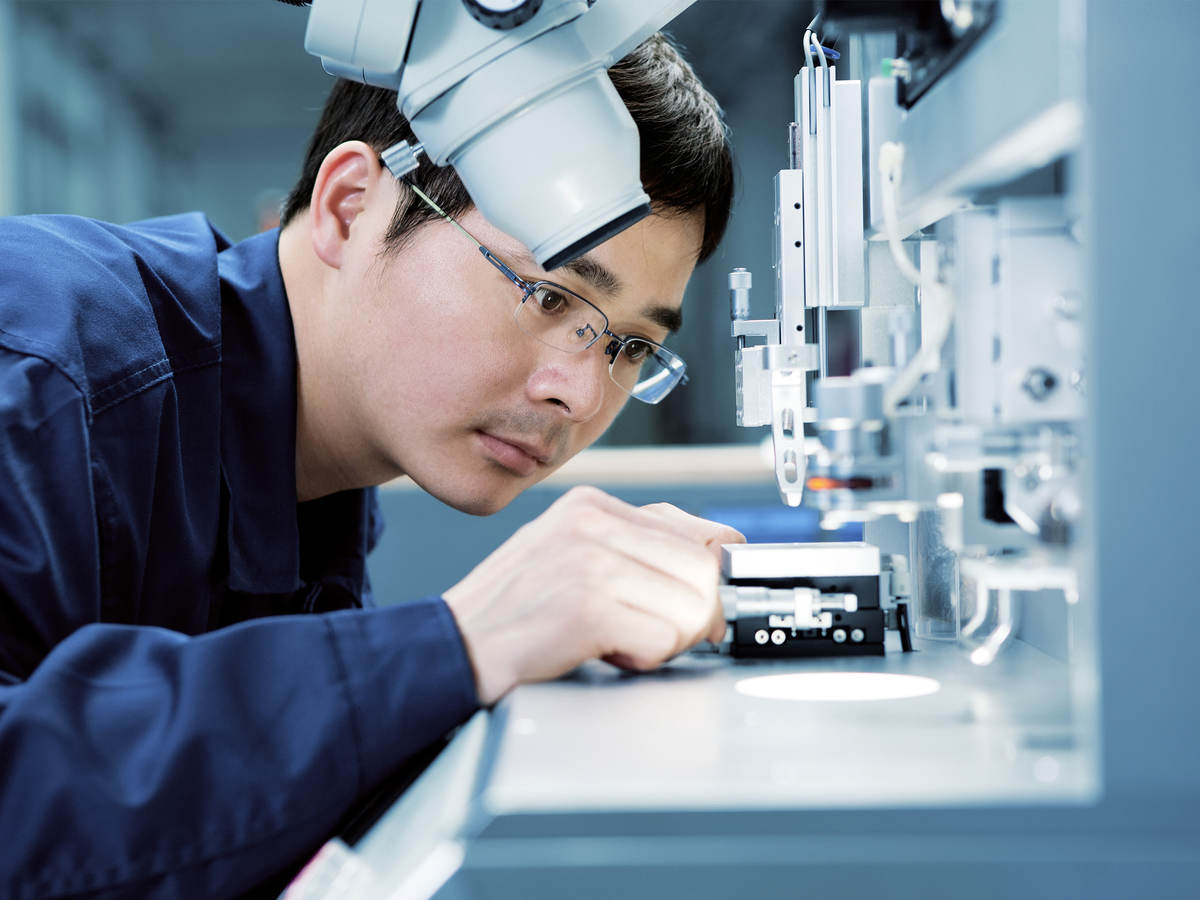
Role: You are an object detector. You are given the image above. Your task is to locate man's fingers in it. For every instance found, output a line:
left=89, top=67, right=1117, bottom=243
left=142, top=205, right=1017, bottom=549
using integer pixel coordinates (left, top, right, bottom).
left=598, top=563, right=719, bottom=654
left=557, top=488, right=745, bottom=552
left=593, top=517, right=719, bottom=601
left=592, top=601, right=684, bottom=670
left=557, top=489, right=732, bottom=648
left=447, top=487, right=741, bottom=703
left=638, top=501, right=746, bottom=555
left=706, top=600, right=728, bottom=645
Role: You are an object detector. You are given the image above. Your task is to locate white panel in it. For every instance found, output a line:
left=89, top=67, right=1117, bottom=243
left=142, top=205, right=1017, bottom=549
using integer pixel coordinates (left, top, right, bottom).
left=722, top=541, right=882, bottom=579
left=832, top=79, right=864, bottom=306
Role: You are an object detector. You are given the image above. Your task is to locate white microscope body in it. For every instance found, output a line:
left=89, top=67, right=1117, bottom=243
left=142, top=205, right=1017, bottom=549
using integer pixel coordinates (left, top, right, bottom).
left=303, top=0, right=693, bottom=269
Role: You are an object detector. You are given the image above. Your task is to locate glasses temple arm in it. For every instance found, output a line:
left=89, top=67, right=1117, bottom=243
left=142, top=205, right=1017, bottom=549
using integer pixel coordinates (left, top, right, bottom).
left=405, top=179, right=526, bottom=289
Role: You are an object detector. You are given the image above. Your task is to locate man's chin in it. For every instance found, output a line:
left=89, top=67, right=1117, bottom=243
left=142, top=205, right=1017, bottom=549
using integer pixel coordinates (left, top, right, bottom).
left=446, top=492, right=516, bottom=517
left=419, top=473, right=531, bottom=517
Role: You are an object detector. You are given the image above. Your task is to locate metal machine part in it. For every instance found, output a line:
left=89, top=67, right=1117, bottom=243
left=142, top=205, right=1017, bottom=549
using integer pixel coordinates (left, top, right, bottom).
left=957, top=553, right=1078, bottom=666
left=819, top=0, right=1001, bottom=109
left=729, top=269, right=817, bottom=507
left=302, top=0, right=694, bottom=268
left=729, top=42, right=863, bottom=508
left=733, top=4, right=1087, bottom=671
left=719, top=543, right=912, bottom=658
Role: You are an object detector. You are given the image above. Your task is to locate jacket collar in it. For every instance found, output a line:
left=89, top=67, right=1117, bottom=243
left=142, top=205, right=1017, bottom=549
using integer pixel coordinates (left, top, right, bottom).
left=217, top=229, right=304, bottom=594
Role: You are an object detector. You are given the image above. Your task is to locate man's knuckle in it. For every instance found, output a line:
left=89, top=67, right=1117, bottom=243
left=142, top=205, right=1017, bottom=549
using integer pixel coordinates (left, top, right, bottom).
left=692, top=549, right=719, bottom=583
left=572, top=593, right=599, bottom=630
left=567, top=505, right=607, bottom=539
left=583, top=595, right=618, bottom=638
left=575, top=552, right=607, bottom=585
left=659, top=624, right=685, bottom=660
left=563, top=485, right=602, bottom=507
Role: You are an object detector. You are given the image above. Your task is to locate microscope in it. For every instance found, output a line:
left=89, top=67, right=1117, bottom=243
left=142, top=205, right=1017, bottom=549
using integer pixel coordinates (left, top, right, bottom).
left=301, top=0, right=693, bottom=269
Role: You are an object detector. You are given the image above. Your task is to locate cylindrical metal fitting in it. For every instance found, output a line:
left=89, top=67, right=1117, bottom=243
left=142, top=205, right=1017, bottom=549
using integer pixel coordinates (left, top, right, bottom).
left=729, top=267, right=752, bottom=320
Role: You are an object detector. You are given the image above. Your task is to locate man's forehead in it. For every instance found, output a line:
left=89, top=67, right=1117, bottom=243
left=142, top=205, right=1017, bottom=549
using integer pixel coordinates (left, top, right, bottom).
left=506, top=245, right=684, bottom=334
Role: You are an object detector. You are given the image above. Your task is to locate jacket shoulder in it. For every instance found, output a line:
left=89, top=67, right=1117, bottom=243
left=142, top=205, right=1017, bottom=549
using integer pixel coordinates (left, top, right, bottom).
left=0, top=213, right=227, bottom=413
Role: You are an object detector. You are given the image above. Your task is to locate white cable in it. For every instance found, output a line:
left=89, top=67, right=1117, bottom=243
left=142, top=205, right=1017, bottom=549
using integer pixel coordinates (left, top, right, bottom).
left=803, top=29, right=814, bottom=70
left=878, top=141, right=957, bottom=416
left=815, top=34, right=833, bottom=305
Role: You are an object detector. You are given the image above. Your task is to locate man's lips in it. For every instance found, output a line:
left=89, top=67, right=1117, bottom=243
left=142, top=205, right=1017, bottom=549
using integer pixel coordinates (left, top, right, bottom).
left=476, top=431, right=551, bottom=475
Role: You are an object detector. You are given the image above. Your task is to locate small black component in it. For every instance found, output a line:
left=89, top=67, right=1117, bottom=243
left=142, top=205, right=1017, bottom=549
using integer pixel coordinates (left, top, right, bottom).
left=728, top=574, right=885, bottom=659
left=732, top=610, right=886, bottom=658
left=896, top=602, right=913, bottom=653
left=983, top=468, right=1015, bottom=525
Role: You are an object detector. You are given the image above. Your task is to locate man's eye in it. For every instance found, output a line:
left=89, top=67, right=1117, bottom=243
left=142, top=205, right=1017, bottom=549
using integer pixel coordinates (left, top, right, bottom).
left=622, top=338, right=654, bottom=363
left=534, top=288, right=570, bottom=314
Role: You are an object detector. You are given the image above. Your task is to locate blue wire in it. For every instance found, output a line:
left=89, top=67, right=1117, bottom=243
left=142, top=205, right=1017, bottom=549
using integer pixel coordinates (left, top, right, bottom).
left=808, top=42, right=841, bottom=61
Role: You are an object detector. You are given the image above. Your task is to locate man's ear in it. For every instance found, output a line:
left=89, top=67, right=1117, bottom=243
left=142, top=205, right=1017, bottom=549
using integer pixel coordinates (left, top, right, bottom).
left=309, top=140, right=384, bottom=270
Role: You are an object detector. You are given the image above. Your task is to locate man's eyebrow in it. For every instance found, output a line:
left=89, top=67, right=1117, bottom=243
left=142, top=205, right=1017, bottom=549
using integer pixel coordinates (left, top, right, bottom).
left=644, top=305, right=683, bottom=334
left=558, top=255, right=684, bottom=333
left=561, top=254, right=622, bottom=295
left=508, top=247, right=681, bottom=333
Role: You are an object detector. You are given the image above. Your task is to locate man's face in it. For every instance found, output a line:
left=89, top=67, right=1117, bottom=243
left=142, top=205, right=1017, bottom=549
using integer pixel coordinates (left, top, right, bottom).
left=328, top=183, right=704, bottom=515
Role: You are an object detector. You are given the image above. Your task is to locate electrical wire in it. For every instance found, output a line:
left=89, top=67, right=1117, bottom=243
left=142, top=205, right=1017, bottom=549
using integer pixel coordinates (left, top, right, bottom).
left=878, top=141, right=957, bottom=416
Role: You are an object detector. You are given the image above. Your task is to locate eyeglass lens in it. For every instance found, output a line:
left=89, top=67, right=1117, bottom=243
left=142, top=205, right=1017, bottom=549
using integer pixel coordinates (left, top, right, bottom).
left=513, top=283, right=683, bottom=403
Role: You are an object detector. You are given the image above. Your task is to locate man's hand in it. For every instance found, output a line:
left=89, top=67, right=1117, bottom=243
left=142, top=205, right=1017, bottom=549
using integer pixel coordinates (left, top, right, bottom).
left=443, top=486, right=745, bottom=706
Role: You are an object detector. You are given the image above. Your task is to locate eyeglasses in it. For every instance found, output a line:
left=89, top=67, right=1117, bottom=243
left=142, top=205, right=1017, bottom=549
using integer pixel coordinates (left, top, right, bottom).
left=404, top=181, right=688, bottom=405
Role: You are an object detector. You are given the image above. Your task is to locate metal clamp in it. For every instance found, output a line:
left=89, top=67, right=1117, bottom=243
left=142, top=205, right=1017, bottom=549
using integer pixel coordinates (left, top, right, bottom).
left=381, top=140, right=426, bottom=179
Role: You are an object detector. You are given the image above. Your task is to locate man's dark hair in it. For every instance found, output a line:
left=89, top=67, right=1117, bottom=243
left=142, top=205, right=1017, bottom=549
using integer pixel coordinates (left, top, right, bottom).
left=281, top=33, right=733, bottom=262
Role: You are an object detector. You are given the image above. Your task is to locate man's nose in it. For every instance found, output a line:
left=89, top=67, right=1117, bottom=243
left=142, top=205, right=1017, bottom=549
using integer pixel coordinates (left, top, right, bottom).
left=525, top=341, right=613, bottom=421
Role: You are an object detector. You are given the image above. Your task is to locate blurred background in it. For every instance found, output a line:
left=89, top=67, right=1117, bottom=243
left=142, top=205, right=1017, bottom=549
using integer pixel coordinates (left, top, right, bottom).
left=0, top=0, right=819, bottom=448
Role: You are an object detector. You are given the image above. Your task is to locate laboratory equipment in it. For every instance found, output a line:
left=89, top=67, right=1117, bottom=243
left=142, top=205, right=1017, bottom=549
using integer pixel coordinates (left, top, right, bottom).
left=725, top=3, right=1086, bottom=670
left=719, top=542, right=913, bottom=657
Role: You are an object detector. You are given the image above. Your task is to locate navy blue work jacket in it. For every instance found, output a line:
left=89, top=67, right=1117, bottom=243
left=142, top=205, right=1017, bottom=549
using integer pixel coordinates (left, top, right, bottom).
left=0, top=214, right=479, bottom=898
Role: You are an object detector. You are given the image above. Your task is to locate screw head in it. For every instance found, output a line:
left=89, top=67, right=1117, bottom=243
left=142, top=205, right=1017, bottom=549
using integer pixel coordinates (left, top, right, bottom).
left=1021, top=368, right=1058, bottom=401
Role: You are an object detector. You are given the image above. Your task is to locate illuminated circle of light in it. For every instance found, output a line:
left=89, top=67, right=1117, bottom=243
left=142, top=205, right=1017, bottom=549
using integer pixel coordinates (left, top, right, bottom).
left=734, top=672, right=942, bottom=703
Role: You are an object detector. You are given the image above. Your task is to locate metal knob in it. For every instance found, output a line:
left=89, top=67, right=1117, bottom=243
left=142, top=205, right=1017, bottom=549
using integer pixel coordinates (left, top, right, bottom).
left=729, top=268, right=752, bottom=320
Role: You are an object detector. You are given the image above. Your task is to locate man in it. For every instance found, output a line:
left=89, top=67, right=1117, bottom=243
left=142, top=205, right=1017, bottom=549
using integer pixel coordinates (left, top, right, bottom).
left=0, top=33, right=738, bottom=898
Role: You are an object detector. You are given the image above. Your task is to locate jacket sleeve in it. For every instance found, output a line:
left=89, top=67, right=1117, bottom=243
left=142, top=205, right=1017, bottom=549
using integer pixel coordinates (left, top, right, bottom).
left=0, top=353, right=480, bottom=898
